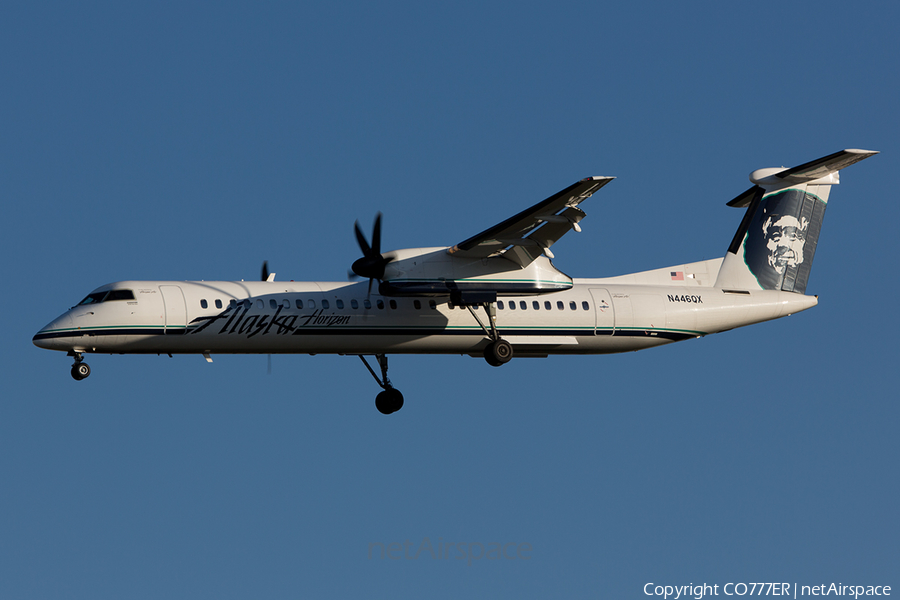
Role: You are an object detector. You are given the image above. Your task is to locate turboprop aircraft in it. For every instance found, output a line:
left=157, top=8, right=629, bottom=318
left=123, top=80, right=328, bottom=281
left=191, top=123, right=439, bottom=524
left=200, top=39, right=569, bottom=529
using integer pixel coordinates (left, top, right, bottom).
left=34, top=149, right=877, bottom=414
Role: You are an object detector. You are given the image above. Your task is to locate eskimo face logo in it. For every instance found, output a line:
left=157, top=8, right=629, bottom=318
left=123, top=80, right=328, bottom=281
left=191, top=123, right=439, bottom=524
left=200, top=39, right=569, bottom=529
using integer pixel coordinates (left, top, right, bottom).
left=742, top=188, right=825, bottom=294
left=762, top=214, right=808, bottom=274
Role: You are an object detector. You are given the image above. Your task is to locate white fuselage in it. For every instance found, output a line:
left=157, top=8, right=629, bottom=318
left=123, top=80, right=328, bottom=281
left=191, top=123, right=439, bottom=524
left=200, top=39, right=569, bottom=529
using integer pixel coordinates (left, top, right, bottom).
left=33, top=263, right=818, bottom=359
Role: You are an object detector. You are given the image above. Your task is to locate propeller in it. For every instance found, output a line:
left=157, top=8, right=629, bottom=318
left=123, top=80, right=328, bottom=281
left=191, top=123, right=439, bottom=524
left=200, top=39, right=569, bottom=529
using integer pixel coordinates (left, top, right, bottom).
left=351, top=213, right=394, bottom=293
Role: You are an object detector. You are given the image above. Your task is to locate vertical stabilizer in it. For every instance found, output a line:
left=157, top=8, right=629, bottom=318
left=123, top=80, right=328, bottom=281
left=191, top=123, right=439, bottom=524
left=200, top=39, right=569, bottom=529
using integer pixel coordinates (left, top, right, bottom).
left=714, top=149, right=877, bottom=294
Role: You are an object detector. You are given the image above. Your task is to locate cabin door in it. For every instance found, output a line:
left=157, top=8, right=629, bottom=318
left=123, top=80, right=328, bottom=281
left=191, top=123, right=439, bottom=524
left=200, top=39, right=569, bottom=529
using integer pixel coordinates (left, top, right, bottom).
left=160, top=285, right=187, bottom=335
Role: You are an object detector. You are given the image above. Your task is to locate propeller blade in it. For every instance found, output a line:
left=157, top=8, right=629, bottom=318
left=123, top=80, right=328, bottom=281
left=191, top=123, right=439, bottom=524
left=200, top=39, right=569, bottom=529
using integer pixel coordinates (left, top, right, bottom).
left=354, top=221, right=372, bottom=256
left=350, top=213, right=394, bottom=281
left=371, top=212, right=382, bottom=255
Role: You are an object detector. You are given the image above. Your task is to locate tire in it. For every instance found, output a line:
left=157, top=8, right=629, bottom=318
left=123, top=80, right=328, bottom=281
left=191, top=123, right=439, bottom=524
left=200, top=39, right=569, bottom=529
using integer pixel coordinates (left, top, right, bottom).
left=375, top=388, right=404, bottom=414
left=484, top=339, right=513, bottom=367
left=386, top=388, right=404, bottom=413
left=71, top=362, right=91, bottom=381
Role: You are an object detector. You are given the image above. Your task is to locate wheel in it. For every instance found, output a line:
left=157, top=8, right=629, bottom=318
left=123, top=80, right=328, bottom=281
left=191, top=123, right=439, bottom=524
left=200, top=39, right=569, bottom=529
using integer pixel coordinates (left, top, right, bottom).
left=483, top=339, right=513, bottom=367
left=375, top=391, right=391, bottom=414
left=375, top=387, right=404, bottom=414
left=71, top=362, right=91, bottom=381
left=484, top=347, right=502, bottom=367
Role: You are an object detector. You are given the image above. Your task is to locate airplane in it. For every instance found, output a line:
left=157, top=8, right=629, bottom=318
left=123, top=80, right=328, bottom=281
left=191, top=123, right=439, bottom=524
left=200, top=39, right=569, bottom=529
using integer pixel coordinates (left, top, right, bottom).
left=34, top=149, right=877, bottom=414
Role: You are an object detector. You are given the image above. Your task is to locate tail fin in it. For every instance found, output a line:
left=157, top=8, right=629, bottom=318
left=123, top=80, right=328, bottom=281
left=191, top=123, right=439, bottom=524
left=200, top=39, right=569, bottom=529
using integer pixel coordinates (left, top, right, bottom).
left=714, top=149, right=878, bottom=294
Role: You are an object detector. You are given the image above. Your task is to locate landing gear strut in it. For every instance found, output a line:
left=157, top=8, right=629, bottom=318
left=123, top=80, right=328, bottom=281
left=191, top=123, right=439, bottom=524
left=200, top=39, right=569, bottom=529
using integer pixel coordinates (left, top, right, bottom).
left=359, top=354, right=404, bottom=415
left=69, top=352, right=91, bottom=381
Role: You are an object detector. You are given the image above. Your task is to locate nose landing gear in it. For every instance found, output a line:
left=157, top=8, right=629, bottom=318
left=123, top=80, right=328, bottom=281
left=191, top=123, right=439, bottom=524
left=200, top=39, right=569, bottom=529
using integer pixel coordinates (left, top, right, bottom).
left=69, top=352, right=91, bottom=381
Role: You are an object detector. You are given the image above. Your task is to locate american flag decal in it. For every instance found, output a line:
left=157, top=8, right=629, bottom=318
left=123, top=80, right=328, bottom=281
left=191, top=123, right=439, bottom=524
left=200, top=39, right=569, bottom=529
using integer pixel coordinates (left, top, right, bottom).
left=670, top=271, right=684, bottom=281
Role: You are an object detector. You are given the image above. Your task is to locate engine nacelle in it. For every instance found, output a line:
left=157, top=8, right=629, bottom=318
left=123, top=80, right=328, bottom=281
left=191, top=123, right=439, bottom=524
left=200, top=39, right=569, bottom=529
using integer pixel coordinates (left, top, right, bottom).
left=378, top=247, right=572, bottom=297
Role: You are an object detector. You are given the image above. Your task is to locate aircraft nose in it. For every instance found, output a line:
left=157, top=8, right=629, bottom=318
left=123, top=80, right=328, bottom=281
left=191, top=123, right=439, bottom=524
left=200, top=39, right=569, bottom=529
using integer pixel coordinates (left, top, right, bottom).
left=33, top=313, right=74, bottom=350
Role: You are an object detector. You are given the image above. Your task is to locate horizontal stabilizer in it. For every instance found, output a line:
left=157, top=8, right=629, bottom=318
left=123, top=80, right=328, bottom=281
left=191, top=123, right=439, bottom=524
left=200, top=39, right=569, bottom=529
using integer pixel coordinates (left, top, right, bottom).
left=726, top=185, right=763, bottom=208
left=716, top=148, right=878, bottom=294
left=756, top=149, right=878, bottom=185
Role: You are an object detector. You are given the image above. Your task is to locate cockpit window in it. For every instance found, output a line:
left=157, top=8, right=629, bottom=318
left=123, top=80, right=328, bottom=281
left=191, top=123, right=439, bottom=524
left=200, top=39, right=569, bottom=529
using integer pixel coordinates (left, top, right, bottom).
left=77, top=289, right=135, bottom=305
left=106, top=290, right=135, bottom=301
left=78, top=292, right=109, bottom=305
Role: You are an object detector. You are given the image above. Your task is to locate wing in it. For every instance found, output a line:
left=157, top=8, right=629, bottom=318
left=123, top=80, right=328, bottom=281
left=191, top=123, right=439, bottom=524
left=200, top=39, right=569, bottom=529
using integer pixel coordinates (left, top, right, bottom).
left=447, top=176, right=614, bottom=266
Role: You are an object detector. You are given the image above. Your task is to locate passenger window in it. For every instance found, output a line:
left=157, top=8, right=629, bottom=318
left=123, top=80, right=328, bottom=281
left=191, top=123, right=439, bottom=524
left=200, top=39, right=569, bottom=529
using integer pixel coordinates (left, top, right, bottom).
left=569, top=301, right=576, bottom=310
left=413, top=300, right=421, bottom=310
left=230, top=299, right=237, bottom=308
left=509, top=301, right=516, bottom=310
left=557, top=301, right=564, bottom=310
left=544, top=301, right=551, bottom=310
left=336, top=299, right=344, bottom=309
left=364, top=299, right=372, bottom=309
left=497, top=301, right=504, bottom=309
left=389, top=300, right=397, bottom=309
left=283, top=299, right=290, bottom=308
left=309, top=299, right=316, bottom=309
left=322, top=299, right=330, bottom=309
left=582, top=301, right=590, bottom=310
left=269, top=299, right=277, bottom=309
left=520, top=301, right=527, bottom=310
left=376, top=300, right=384, bottom=309
left=256, top=299, right=264, bottom=309
left=351, top=299, right=359, bottom=309
left=296, top=299, right=304, bottom=309
left=428, top=300, right=436, bottom=310
left=215, top=299, right=223, bottom=309
left=533, top=300, right=540, bottom=310
left=200, top=299, right=208, bottom=309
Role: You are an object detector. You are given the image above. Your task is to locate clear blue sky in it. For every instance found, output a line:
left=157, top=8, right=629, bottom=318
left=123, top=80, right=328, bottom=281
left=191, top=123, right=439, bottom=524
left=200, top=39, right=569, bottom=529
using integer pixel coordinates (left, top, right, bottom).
left=3, top=2, right=897, bottom=598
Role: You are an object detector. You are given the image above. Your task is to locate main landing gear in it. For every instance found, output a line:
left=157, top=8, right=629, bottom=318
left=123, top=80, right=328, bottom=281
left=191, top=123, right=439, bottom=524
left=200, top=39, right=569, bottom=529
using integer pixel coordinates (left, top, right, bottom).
left=358, top=354, right=404, bottom=415
left=69, top=352, right=91, bottom=381
left=356, top=298, right=511, bottom=414
left=463, top=301, right=513, bottom=367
